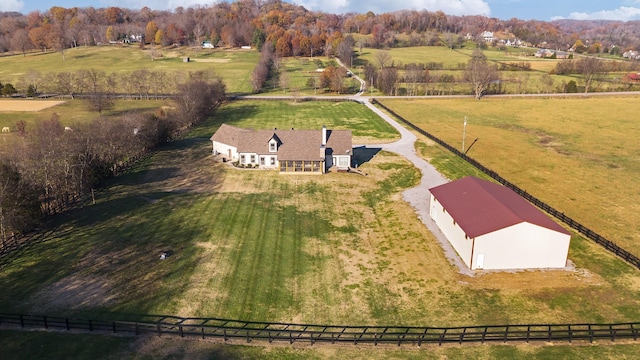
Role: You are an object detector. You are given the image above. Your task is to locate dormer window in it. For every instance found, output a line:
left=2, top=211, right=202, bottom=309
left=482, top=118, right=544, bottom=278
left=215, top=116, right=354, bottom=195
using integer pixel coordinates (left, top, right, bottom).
left=269, top=139, right=278, bottom=152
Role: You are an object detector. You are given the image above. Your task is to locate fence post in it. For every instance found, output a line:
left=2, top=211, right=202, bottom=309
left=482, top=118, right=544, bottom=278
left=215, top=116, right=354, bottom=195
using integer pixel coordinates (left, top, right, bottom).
left=44, top=316, right=48, bottom=329
left=224, top=329, right=228, bottom=342
left=611, top=325, right=616, bottom=342
left=89, top=320, right=93, bottom=332
left=179, top=325, right=184, bottom=337
left=202, top=327, right=205, bottom=339
left=65, top=318, right=69, bottom=331
left=135, top=323, right=139, bottom=335
left=113, top=321, right=116, bottom=333
left=19, top=314, right=24, bottom=328
left=157, top=323, right=161, bottom=337
left=568, top=325, right=572, bottom=343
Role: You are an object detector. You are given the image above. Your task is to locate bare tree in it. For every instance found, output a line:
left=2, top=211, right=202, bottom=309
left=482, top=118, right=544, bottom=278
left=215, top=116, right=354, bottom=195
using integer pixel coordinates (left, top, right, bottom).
left=173, top=74, right=226, bottom=130
left=0, top=159, right=40, bottom=244
left=464, top=49, right=499, bottom=99
left=378, top=67, right=399, bottom=95
left=405, top=63, right=427, bottom=96
left=85, top=69, right=115, bottom=115
left=374, top=50, right=392, bottom=69
left=577, top=56, right=606, bottom=93
left=10, top=29, right=32, bottom=56
left=279, top=71, right=290, bottom=93
left=336, top=35, right=355, bottom=67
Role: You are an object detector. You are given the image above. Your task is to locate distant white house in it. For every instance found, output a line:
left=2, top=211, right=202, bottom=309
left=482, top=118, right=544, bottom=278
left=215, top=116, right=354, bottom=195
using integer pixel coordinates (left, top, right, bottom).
left=623, top=50, right=640, bottom=60
left=481, top=31, right=495, bottom=42
left=202, top=41, right=214, bottom=49
left=429, top=176, right=571, bottom=270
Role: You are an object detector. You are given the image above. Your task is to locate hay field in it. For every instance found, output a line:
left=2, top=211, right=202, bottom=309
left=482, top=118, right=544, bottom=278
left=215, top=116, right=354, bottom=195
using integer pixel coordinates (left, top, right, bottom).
left=0, top=99, right=66, bottom=112
left=380, top=96, right=640, bottom=256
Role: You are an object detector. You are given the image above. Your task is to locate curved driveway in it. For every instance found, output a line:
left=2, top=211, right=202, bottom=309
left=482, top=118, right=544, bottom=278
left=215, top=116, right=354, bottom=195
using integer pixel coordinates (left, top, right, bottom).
left=357, top=97, right=473, bottom=274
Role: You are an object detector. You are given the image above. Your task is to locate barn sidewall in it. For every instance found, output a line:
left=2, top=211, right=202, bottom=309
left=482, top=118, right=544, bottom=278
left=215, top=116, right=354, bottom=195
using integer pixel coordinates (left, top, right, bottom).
left=429, top=194, right=474, bottom=268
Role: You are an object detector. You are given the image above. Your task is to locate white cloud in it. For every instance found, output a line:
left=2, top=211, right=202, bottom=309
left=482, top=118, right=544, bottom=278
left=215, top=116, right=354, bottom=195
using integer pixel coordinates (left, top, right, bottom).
left=101, top=0, right=490, bottom=16
left=0, top=0, right=24, bottom=12
left=290, top=0, right=491, bottom=16
left=553, top=7, right=640, bottom=21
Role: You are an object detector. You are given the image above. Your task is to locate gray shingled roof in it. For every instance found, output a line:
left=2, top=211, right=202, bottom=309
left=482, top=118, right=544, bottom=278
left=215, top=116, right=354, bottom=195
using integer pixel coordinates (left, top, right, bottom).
left=429, top=176, right=571, bottom=238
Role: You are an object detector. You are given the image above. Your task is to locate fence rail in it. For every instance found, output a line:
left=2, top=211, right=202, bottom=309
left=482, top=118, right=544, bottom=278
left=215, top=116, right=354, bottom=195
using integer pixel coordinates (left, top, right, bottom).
left=1, top=313, right=638, bottom=346
left=371, top=99, right=640, bottom=270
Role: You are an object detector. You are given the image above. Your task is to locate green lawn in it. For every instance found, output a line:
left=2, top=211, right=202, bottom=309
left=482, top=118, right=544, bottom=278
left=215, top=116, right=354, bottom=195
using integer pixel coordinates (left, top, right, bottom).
left=210, top=100, right=399, bottom=143
left=0, top=46, right=258, bottom=94
left=1, top=99, right=640, bottom=358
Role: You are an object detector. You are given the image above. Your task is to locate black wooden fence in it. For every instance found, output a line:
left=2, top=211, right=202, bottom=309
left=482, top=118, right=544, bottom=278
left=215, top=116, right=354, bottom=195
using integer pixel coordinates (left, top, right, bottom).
left=1, top=313, right=638, bottom=346
left=371, top=99, right=640, bottom=270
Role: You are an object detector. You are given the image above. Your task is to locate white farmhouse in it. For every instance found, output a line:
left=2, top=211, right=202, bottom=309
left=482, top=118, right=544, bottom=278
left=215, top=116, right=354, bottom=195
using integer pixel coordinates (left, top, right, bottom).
left=211, top=123, right=352, bottom=173
left=429, top=176, right=571, bottom=270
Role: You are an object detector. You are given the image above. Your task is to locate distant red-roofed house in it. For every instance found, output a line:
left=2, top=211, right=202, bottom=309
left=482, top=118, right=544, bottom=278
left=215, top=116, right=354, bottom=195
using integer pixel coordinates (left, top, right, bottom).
left=624, top=73, right=640, bottom=82
left=429, top=176, right=571, bottom=270
left=210, top=123, right=352, bottom=173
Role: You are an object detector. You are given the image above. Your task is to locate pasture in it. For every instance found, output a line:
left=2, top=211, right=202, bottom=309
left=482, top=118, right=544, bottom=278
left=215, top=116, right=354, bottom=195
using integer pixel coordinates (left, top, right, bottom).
left=379, top=96, right=640, bottom=257
left=1, top=98, right=640, bottom=351
left=0, top=99, right=166, bottom=134
left=0, top=46, right=258, bottom=94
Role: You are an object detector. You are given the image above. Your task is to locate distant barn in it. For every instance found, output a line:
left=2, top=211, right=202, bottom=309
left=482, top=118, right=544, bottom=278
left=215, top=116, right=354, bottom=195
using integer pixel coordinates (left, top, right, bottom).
left=429, top=176, right=571, bottom=270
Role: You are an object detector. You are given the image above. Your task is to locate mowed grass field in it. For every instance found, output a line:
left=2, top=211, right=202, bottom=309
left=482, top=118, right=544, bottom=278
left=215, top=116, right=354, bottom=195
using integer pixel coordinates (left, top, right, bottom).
left=1, top=99, right=640, bottom=358
left=0, top=46, right=258, bottom=94
left=380, top=96, right=640, bottom=256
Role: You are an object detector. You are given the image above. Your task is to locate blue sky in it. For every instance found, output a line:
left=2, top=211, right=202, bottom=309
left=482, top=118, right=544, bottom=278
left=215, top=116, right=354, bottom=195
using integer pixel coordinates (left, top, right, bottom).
left=4, top=0, right=640, bottom=22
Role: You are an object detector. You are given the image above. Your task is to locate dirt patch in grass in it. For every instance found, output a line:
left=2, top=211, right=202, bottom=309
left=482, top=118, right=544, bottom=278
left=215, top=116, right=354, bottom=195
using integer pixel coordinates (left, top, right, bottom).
left=0, top=99, right=66, bottom=112
left=29, top=274, right=117, bottom=312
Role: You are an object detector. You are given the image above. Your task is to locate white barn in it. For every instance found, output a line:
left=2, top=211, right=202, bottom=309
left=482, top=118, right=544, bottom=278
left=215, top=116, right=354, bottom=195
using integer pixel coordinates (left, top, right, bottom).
left=429, top=176, right=571, bottom=270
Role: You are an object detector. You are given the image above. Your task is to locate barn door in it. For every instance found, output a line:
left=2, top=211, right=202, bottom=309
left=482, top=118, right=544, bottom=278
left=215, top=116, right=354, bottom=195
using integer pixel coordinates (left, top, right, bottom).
left=476, top=253, right=485, bottom=269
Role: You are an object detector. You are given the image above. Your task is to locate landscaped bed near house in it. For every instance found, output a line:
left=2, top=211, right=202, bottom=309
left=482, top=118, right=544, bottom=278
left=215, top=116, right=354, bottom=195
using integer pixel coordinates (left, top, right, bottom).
left=1, top=100, right=640, bottom=359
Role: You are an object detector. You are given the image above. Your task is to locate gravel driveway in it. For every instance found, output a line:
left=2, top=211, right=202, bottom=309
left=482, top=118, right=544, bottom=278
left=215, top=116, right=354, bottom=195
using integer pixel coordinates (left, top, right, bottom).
left=359, top=98, right=475, bottom=276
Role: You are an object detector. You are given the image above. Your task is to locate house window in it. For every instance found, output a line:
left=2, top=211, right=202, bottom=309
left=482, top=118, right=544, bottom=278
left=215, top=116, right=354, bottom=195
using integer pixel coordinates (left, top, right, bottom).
left=240, top=154, right=245, bottom=163
left=269, top=141, right=277, bottom=152
left=270, top=157, right=276, bottom=165
left=250, top=155, right=256, bottom=163
left=338, top=156, right=349, bottom=167
left=260, top=157, right=265, bottom=165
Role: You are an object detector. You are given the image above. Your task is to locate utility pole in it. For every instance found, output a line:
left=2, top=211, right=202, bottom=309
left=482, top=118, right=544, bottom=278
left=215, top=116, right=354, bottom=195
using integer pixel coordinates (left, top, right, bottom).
left=462, top=116, right=467, bottom=153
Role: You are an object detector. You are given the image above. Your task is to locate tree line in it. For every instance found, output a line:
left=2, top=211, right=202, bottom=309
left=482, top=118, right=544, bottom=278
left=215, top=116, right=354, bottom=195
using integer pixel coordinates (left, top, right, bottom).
left=0, top=73, right=225, bottom=243
left=2, top=1, right=640, bottom=61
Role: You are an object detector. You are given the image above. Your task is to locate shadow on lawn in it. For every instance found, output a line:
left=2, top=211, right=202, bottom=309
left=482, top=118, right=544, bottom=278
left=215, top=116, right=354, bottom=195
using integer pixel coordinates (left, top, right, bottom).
left=353, top=146, right=381, bottom=167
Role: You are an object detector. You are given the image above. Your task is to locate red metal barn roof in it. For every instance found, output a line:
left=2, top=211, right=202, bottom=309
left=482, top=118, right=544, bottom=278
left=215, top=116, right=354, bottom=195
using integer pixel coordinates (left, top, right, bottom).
left=429, top=176, right=570, bottom=238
